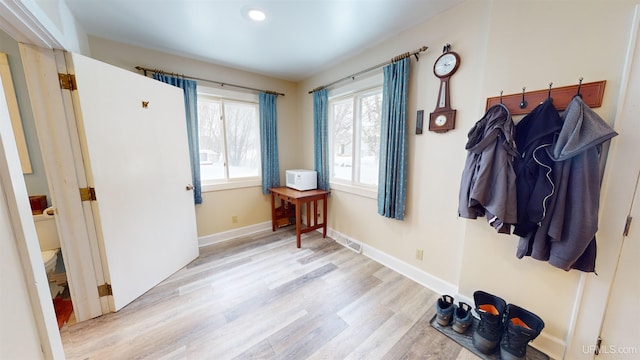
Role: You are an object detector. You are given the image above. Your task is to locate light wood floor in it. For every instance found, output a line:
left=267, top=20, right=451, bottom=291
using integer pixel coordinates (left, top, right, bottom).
left=60, top=229, right=480, bottom=360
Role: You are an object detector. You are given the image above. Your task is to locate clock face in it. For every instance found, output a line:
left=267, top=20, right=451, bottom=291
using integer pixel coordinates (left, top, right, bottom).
left=429, top=109, right=456, bottom=133
left=434, top=52, right=459, bottom=78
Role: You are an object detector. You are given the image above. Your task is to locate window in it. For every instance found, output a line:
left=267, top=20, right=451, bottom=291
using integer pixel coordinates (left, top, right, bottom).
left=197, top=87, right=261, bottom=190
left=329, top=85, right=382, bottom=192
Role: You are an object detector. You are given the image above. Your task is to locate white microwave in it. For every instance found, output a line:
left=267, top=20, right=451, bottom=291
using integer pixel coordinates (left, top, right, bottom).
left=285, top=169, right=317, bottom=191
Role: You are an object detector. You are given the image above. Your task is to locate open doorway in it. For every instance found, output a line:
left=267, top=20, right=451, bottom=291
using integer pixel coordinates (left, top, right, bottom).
left=1, top=49, right=75, bottom=329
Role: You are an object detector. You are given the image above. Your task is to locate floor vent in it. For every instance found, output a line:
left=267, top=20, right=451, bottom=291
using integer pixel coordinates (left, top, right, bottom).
left=341, top=238, right=363, bottom=254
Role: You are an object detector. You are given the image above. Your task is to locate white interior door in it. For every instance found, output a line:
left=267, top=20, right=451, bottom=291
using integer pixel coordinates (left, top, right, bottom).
left=66, top=52, right=199, bottom=311
left=597, top=172, right=640, bottom=359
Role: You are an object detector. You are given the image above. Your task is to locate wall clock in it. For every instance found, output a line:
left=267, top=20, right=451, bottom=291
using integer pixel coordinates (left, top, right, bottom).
left=429, top=44, right=460, bottom=133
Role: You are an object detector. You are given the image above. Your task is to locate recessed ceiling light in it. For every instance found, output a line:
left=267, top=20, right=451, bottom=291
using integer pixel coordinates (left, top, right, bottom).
left=248, top=9, right=266, bottom=22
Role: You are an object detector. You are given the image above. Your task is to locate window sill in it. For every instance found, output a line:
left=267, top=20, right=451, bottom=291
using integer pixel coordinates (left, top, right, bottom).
left=329, top=182, right=377, bottom=199
left=201, top=179, right=261, bottom=192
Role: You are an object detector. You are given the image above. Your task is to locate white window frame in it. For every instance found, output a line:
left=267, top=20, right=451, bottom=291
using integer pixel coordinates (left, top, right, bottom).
left=197, top=86, right=262, bottom=192
left=328, top=72, right=383, bottom=199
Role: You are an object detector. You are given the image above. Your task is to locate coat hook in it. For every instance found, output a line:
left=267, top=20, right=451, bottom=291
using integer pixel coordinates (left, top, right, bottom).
left=142, top=101, right=149, bottom=108
left=576, top=77, right=584, bottom=97
left=519, top=87, right=528, bottom=109
left=500, top=90, right=503, bottom=104
left=548, top=82, right=553, bottom=99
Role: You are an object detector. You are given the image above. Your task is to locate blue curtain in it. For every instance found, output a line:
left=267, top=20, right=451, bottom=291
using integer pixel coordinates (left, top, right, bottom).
left=313, top=88, right=330, bottom=191
left=377, top=57, right=410, bottom=220
left=259, top=92, right=280, bottom=194
left=152, top=74, right=202, bottom=204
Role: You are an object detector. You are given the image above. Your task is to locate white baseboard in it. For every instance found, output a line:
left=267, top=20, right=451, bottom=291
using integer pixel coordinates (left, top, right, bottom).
left=530, top=333, right=564, bottom=360
left=327, top=228, right=458, bottom=298
left=198, top=221, right=272, bottom=247
left=327, top=228, right=565, bottom=359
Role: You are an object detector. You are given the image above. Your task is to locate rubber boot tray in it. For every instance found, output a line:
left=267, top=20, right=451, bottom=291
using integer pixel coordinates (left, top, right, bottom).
left=429, top=315, right=550, bottom=360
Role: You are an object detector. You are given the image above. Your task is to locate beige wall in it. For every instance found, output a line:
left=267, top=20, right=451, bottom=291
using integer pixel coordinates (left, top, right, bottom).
left=86, top=37, right=302, bottom=236
left=299, top=0, right=638, bottom=357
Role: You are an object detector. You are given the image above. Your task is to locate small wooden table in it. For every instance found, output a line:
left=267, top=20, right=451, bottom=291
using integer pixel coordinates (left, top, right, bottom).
left=269, top=187, right=330, bottom=248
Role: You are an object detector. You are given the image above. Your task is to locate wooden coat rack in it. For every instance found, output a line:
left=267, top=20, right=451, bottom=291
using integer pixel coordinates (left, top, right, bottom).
left=485, top=80, right=606, bottom=116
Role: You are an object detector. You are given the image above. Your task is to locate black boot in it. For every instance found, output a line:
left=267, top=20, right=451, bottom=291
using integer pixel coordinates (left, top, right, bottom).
left=472, top=291, right=507, bottom=354
left=500, top=304, right=545, bottom=360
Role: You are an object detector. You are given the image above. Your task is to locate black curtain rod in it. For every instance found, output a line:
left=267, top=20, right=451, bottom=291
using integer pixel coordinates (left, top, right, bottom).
left=134, top=66, right=285, bottom=97
left=308, top=46, right=428, bottom=94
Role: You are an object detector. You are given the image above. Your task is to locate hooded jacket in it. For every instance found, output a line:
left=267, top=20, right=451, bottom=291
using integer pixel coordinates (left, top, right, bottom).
left=513, top=99, right=563, bottom=238
left=516, top=96, right=617, bottom=272
left=459, top=104, right=518, bottom=234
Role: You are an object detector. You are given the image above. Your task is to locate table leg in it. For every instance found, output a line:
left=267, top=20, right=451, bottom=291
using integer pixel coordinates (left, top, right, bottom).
left=295, top=200, right=302, bottom=248
left=271, top=193, right=276, bottom=232
left=322, top=195, right=328, bottom=238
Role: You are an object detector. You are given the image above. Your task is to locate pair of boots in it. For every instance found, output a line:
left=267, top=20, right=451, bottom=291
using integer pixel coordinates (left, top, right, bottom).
left=473, top=290, right=545, bottom=360
left=436, top=294, right=473, bottom=334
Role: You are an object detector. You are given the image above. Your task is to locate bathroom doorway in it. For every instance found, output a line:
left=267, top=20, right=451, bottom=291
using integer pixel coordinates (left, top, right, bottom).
left=1, top=47, right=77, bottom=330
left=32, top=208, right=75, bottom=328
left=20, top=44, right=199, bottom=320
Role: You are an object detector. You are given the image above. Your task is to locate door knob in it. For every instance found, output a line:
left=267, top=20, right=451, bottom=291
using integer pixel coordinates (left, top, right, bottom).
left=185, top=184, right=194, bottom=191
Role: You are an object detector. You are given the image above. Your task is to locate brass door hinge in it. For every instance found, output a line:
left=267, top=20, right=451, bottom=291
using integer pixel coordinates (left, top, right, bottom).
left=58, top=73, right=77, bottom=90
left=79, top=187, right=96, bottom=201
left=97, top=284, right=112, bottom=297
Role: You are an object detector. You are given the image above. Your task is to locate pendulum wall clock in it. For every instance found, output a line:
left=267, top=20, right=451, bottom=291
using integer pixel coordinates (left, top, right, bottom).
left=429, top=44, right=460, bottom=133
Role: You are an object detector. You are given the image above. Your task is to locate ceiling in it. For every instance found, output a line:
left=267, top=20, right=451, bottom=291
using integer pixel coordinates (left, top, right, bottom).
left=64, top=0, right=464, bottom=81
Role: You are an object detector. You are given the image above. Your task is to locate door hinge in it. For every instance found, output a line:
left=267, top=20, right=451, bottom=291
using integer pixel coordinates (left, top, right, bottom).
left=79, top=187, right=97, bottom=201
left=623, top=216, right=633, bottom=237
left=58, top=73, right=77, bottom=90
left=97, top=283, right=112, bottom=297
left=595, top=336, right=602, bottom=355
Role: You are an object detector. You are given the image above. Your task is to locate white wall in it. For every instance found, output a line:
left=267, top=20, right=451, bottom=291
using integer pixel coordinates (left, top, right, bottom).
left=299, top=0, right=639, bottom=358
left=0, top=165, right=44, bottom=359
left=1, top=67, right=64, bottom=359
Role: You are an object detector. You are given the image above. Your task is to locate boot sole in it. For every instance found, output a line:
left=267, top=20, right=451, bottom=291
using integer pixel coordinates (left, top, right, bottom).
left=452, top=322, right=470, bottom=334
left=472, top=331, right=499, bottom=354
left=500, top=348, right=526, bottom=360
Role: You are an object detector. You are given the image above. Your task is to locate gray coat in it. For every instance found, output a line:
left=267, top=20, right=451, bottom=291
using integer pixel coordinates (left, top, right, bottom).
left=516, top=96, right=617, bottom=272
left=459, top=104, right=518, bottom=234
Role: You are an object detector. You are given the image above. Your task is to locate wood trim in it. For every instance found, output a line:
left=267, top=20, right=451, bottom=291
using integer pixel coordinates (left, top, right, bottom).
left=485, top=80, right=606, bottom=116
left=19, top=44, right=105, bottom=321
left=0, top=52, right=32, bottom=173
left=0, top=0, right=61, bottom=48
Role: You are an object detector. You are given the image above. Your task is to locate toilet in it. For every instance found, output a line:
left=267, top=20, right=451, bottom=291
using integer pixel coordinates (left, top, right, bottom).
left=41, top=249, right=59, bottom=275
left=33, top=208, right=66, bottom=298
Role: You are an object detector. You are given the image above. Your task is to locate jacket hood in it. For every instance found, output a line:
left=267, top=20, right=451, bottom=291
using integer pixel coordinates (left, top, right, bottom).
left=515, top=98, right=563, bottom=150
left=466, top=104, right=516, bottom=153
left=552, top=96, right=618, bottom=161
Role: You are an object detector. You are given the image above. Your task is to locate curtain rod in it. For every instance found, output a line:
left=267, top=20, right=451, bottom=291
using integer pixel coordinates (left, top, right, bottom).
left=308, top=46, right=428, bottom=94
left=134, top=66, right=285, bottom=97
